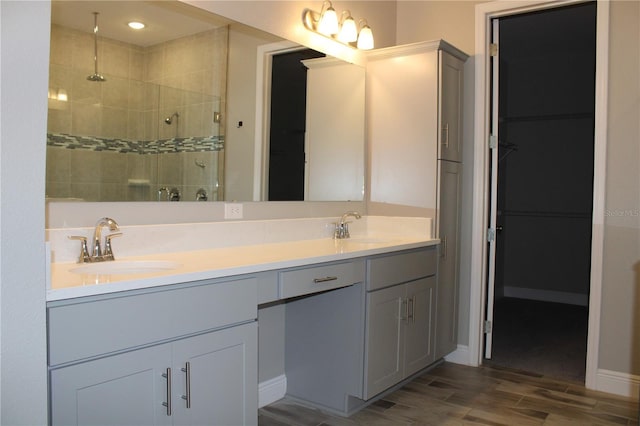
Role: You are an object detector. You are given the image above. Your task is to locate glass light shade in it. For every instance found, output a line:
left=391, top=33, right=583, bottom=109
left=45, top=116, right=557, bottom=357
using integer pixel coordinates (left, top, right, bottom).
left=357, top=25, right=374, bottom=50
left=338, top=16, right=358, bottom=43
left=318, top=7, right=339, bottom=35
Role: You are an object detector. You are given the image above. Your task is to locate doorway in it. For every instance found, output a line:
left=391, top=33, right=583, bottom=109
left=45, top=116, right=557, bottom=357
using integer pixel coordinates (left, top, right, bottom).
left=484, top=2, right=597, bottom=383
left=267, top=49, right=324, bottom=201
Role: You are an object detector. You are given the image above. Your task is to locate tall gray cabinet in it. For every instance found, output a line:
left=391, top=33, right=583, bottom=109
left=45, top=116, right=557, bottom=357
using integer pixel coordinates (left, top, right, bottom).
left=435, top=46, right=466, bottom=360
left=367, top=40, right=467, bottom=361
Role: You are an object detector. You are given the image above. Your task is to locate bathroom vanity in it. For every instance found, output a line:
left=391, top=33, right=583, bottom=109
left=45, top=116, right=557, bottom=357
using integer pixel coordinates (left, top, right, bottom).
left=45, top=217, right=448, bottom=425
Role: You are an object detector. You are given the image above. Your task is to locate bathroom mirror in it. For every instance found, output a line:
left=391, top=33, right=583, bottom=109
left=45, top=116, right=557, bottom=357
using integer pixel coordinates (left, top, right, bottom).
left=46, top=0, right=365, bottom=203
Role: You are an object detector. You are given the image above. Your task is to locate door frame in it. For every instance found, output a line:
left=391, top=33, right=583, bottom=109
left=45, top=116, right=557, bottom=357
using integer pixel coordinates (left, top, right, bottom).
left=253, top=40, right=301, bottom=201
left=469, top=0, right=609, bottom=390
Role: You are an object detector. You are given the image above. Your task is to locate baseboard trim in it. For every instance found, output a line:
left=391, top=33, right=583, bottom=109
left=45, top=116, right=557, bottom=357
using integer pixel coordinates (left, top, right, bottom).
left=258, top=374, right=287, bottom=408
left=444, top=345, right=475, bottom=366
left=503, top=286, right=589, bottom=306
left=595, top=369, right=640, bottom=399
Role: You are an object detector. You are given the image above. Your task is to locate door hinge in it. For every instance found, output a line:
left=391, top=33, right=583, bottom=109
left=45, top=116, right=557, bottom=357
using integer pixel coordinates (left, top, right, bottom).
left=489, top=43, right=498, bottom=57
left=489, top=135, right=497, bottom=149
left=487, top=228, right=495, bottom=242
left=484, top=320, right=492, bottom=333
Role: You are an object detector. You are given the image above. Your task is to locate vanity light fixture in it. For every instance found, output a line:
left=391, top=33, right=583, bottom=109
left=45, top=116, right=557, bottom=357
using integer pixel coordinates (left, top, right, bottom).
left=127, top=21, right=145, bottom=30
left=302, top=2, right=374, bottom=50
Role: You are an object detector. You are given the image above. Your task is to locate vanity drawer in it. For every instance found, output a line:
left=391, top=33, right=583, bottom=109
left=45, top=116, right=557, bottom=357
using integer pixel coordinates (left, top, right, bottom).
left=279, top=260, right=365, bottom=299
left=367, top=247, right=437, bottom=291
left=48, top=277, right=257, bottom=366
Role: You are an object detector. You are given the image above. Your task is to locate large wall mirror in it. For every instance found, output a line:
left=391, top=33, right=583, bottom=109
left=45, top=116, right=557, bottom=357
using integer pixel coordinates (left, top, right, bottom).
left=46, top=0, right=365, bottom=203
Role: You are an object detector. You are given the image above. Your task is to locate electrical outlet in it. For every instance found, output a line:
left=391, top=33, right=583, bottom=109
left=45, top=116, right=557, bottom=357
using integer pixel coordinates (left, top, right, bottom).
left=224, top=203, right=243, bottom=219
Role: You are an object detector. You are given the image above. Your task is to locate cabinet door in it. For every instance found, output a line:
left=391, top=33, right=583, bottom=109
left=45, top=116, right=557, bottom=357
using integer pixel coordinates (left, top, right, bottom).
left=404, top=277, right=437, bottom=377
left=438, top=51, right=465, bottom=162
left=364, top=284, right=405, bottom=399
left=50, top=344, right=173, bottom=426
left=436, top=160, right=462, bottom=359
left=172, top=322, right=257, bottom=426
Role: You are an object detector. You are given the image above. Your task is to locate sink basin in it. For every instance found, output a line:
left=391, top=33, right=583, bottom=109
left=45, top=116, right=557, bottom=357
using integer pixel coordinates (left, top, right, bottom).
left=70, top=260, right=181, bottom=275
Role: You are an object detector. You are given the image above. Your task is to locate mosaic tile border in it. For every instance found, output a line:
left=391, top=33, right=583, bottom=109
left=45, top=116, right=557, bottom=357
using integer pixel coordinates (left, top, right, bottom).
left=47, top=133, right=224, bottom=154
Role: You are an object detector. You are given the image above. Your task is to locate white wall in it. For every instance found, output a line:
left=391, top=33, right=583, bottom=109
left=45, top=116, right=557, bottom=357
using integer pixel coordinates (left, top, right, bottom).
left=599, top=0, right=640, bottom=377
left=226, top=25, right=278, bottom=201
left=0, top=1, right=49, bottom=424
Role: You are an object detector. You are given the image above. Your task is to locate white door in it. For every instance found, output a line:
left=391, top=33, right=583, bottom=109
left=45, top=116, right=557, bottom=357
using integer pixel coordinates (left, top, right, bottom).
left=484, top=18, right=500, bottom=359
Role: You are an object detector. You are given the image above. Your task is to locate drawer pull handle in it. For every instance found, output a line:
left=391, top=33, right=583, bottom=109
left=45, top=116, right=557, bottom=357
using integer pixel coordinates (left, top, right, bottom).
left=408, top=296, right=416, bottom=323
left=313, top=276, right=338, bottom=283
left=162, top=368, right=172, bottom=416
left=401, top=298, right=408, bottom=321
left=442, top=123, right=449, bottom=148
left=181, top=362, right=191, bottom=409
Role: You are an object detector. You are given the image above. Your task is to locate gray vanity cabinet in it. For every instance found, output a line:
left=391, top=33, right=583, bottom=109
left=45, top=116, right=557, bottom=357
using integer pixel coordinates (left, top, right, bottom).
left=50, top=323, right=256, bottom=426
left=364, top=248, right=437, bottom=400
left=51, top=341, right=172, bottom=426
left=48, top=277, right=258, bottom=426
left=172, top=323, right=257, bottom=426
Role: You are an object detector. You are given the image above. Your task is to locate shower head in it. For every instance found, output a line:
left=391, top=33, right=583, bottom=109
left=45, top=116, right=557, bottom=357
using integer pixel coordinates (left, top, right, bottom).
left=87, top=73, right=106, bottom=82
left=87, top=12, right=106, bottom=82
left=164, top=112, right=179, bottom=125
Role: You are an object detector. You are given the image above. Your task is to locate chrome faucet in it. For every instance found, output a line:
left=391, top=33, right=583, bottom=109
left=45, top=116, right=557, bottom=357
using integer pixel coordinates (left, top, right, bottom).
left=69, top=217, right=122, bottom=263
left=334, top=211, right=362, bottom=239
left=92, top=217, right=120, bottom=259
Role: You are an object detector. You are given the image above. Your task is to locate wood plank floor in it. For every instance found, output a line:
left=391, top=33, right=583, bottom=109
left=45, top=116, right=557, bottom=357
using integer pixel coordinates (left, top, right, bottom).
left=258, top=363, right=639, bottom=425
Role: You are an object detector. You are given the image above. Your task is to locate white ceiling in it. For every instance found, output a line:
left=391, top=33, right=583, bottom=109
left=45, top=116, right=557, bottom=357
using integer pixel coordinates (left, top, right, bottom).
left=51, top=1, right=233, bottom=47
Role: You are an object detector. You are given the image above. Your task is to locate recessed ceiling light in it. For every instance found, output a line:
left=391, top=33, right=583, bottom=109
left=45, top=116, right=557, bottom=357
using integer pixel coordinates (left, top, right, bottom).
left=127, top=21, right=145, bottom=30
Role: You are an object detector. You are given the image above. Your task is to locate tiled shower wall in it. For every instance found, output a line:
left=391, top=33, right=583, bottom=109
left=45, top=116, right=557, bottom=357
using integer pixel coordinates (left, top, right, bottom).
left=46, top=23, right=227, bottom=202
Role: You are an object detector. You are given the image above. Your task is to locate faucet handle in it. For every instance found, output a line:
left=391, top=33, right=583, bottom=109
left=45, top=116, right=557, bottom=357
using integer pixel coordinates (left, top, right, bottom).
left=334, top=222, right=352, bottom=239
left=103, top=232, right=122, bottom=261
left=68, top=235, right=91, bottom=263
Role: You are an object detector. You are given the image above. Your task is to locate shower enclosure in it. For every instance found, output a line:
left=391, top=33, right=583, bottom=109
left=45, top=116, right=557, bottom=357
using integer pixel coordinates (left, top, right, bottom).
left=46, top=82, right=224, bottom=202
left=45, top=23, right=227, bottom=202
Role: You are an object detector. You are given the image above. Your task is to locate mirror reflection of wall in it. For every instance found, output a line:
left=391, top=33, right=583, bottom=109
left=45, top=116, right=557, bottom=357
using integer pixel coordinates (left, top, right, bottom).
left=46, top=6, right=227, bottom=202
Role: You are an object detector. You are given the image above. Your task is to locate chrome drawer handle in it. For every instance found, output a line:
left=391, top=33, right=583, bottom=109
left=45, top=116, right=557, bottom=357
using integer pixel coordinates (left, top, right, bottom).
left=313, top=276, right=338, bottom=283
left=181, top=362, right=191, bottom=409
left=442, top=123, right=449, bottom=148
left=162, top=368, right=172, bottom=416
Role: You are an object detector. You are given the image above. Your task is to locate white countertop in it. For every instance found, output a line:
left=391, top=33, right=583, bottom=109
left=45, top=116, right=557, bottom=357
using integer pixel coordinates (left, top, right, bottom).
left=48, top=237, right=439, bottom=302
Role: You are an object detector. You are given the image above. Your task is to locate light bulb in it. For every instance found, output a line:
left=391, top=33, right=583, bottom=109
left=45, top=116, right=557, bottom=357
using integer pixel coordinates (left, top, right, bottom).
left=338, top=14, right=358, bottom=43
left=318, top=2, right=339, bottom=35
left=127, top=21, right=145, bottom=30
left=357, top=24, right=374, bottom=50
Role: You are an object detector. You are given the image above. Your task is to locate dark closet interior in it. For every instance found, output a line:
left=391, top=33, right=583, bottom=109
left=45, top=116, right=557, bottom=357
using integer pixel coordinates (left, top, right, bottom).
left=268, top=49, right=324, bottom=201
left=487, top=2, right=597, bottom=383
